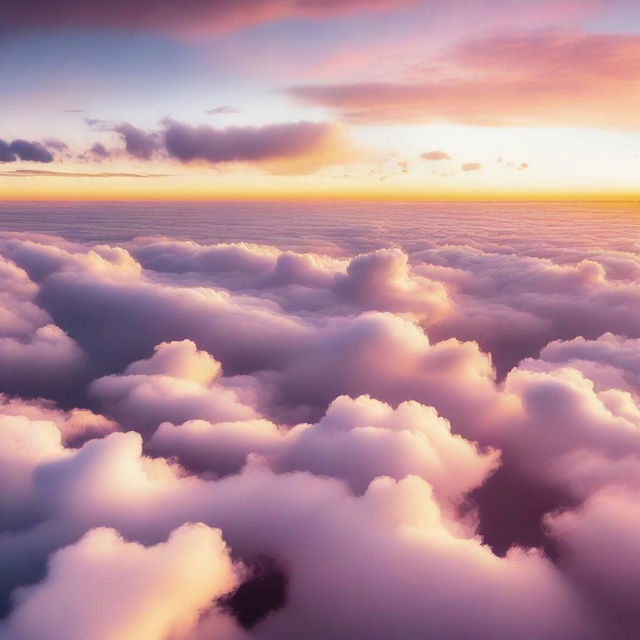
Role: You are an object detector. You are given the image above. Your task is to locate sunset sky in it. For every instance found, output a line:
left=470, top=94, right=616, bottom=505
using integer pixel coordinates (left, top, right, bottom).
left=2, top=0, right=640, bottom=200
left=6, top=4, right=640, bottom=639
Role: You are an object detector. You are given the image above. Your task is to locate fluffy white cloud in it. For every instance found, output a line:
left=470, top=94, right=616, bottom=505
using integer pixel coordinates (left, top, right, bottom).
left=1, top=230, right=640, bottom=639
left=1, top=524, right=241, bottom=640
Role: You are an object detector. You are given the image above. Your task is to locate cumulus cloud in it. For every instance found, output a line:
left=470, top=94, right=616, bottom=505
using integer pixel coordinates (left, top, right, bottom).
left=461, top=162, right=482, bottom=172
left=85, top=142, right=111, bottom=161
left=0, top=255, right=86, bottom=399
left=2, top=524, right=241, bottom=640
left=91, top=340, right=260, bottom=436
left=548, top=489, right=640, bottom=634
left=114, top=124, right=161, bottom=160
left=77, top=119, right=354, bottom=173
left=0, top=140, right=54, bottom=163
left=2, top=228, right=640, bottom=638
left=164, top=120, right=352, bottom=173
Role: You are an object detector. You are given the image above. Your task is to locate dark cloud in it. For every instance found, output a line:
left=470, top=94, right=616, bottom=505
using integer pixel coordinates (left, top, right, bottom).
left=77, top=118, right=352, bottom=172
left=164, top=120, right=343, bottom=164
left=114, top=124, right=161, bottom=160
left=9, top=140, right=55, bottom=163
left=1, top=118, right=350, bottom=174
left=0, top=140, right=15, bottom=162
left=207, top=106, right=243, bottom=115
left=0, top=140, right=54, bottom=163
left=87, top=142, right=111, bottom=160
left=2, top=0, right=411, bottom=35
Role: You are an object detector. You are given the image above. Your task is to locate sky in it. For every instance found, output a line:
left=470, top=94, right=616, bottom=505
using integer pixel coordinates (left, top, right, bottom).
left=1, top=0, right=640, bottom=200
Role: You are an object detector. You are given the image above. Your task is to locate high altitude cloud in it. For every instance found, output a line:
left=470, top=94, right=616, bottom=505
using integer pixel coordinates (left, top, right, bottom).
left=287, top=31, right=640, bottom=130
left=2, top=0, right=412, bottom=35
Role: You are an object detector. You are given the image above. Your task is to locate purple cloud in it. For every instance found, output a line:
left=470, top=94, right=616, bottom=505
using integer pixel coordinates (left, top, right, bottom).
left=0, top=140, right=54, bottom=163
left=164, top=120, right=340, bottom=164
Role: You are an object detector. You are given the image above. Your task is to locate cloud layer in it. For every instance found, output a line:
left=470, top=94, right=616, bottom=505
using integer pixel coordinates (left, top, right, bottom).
left=287, top=31, right=640, bottom=130
left=1, top=222, right=640, bottom=638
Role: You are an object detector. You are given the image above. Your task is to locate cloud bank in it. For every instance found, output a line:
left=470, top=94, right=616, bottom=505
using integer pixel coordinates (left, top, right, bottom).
left=287, top=31, right=640, bottom=130
left=1, top=224, right=640, bottom=638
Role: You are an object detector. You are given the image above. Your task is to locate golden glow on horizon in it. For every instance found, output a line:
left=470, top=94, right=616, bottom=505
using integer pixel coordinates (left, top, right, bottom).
left=2, top=180, right=640, bottom=202
left=3, top=122, right=639, bottom=203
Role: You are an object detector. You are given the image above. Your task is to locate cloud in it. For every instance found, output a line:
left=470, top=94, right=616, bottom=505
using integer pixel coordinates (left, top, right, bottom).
left=2, top=524, right=241, bottom=640
left=0, top=170, right=171, bottom=178
left=287, top=30, right=640, bottom=130
left=207, top=106, right=243, bottom=115
left=2, top=0, right=413, bottom=36
left=75, top=119, right=354, bottom=174
left=87, top=142, right=111, bottom=160
left=164, top=120, right=352, bottom=173
left=43, top=140, right=69, bottom=154
left=149, top=393, right=498, bottom=498
left=114, top=124, right=161, bottom=161
left=0, top=141, right=15, bottom=163
left=274, top=394, right=499, bottom=499
left=90, top=340, right=260, bottom=436
left=462, top=162, right=482, bottom=172
left=0, top=422, right=600, bottom=640
left=547, top=489, right=640, bottom=634
left=0, top=256, right=86, bottom=400
left=0, top=140, right=54, bottom=163
left=3, top=227, right=640, bottom=637
left=420, top=150, right=451, bottom=161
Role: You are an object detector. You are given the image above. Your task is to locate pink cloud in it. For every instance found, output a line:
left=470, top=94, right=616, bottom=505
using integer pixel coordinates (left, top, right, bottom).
left=3, top=0, right=415, bottom=36
left=420, top=150, right=451, bottom=161
left=288, top=30, right=640, bottom=130
left=4, top=226, right=640, bottom=637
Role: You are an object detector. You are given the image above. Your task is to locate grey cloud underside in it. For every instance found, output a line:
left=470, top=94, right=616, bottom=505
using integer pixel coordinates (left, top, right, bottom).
left=0, top=140, right=54, bottom=163
left=1, top=216, right=640, bottom=639
left=0, top=119, right=346, bottom=174
left=72, top=119, right=348, bottom=171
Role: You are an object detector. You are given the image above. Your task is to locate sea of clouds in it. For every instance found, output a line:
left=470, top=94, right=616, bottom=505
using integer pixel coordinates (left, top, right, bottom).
left=1, top=207, right=640, bottom=639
